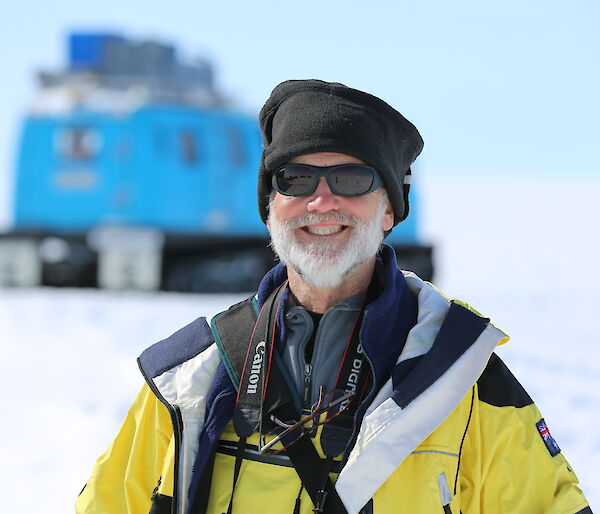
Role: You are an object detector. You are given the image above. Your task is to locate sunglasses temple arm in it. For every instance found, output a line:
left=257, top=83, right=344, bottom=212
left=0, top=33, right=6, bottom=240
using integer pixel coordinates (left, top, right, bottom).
left=258, top=422, right=303, bottom=454
left=258, top=436, right=280, bottom=455
left=318, top=391, right=354, bottom=413
left=258, top=392, right=355, bottom=454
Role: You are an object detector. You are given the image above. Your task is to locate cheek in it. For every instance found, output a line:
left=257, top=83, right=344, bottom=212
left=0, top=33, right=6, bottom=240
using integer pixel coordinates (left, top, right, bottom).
left=274, top=196, right=307, bottom=221
left=271, top=195, right=287, bottom=220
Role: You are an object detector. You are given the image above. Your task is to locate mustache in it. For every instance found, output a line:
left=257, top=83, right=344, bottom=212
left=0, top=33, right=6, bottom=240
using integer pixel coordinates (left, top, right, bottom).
left=282, top=212, right=358, bottom=229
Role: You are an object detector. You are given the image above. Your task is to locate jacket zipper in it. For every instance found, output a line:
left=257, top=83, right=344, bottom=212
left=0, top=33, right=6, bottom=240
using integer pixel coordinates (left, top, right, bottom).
left=137, top=358, right=184, bottom=514
left=303, top=306, right=331, bottom=406
left=172, top=407, right=184, bottom=514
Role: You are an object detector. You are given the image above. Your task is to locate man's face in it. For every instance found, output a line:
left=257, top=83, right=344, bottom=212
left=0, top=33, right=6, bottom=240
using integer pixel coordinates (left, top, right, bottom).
left=267, top=152, right=394, bottom=288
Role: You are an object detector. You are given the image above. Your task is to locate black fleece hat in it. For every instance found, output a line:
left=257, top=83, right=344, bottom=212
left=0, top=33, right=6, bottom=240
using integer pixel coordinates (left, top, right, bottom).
left=258, top=79, right=424, bottom=225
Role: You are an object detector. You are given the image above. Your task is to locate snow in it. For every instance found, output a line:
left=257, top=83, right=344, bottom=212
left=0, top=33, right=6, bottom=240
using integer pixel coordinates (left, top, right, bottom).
left=1, top=173, right=598, bottom=512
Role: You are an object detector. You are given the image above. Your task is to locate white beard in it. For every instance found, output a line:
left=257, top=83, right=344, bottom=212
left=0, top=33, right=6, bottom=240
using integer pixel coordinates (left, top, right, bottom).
left=268, top=196, right=387, bottom=289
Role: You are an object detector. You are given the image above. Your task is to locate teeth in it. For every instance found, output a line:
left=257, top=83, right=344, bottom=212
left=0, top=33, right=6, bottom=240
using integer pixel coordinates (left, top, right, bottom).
left=305, top=225, right=344, bottom=235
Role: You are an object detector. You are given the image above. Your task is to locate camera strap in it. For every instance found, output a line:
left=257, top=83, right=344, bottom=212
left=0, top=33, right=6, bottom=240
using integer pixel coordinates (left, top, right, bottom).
left=212, top=284, right=372, bottom=513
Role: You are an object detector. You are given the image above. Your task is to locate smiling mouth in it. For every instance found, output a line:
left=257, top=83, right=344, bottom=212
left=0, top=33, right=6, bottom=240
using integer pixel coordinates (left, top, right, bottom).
left=302, top=225, right=348, bottom=235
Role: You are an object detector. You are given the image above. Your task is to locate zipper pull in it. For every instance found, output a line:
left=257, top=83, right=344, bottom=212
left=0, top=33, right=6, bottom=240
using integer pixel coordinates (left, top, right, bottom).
left=304, top=363, right=312, bottom=405
left=437, top=472, right=453, bottom=513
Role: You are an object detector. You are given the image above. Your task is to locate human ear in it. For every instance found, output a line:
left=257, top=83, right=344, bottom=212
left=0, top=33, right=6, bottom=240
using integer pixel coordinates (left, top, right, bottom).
left=382, top=200, right=394, bottom=231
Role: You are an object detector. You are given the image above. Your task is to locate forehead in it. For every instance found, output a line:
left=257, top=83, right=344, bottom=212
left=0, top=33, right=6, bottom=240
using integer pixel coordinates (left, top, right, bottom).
left=289, top=152, right=366, bottom=167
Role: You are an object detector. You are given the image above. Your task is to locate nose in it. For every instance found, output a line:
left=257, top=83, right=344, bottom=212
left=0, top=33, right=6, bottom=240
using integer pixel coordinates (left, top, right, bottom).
left=306, top=177, right=341, bottom=213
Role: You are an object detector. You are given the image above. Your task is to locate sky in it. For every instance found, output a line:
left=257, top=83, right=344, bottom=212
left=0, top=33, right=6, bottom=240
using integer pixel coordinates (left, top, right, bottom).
left=1, top=0, right=598, bottom=228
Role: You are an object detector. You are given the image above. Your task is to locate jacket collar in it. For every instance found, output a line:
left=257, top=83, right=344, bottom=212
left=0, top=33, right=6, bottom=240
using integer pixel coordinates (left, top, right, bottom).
left=335, top=272, right=509, bottom=514
left=255, top=244, right=418, bottom=388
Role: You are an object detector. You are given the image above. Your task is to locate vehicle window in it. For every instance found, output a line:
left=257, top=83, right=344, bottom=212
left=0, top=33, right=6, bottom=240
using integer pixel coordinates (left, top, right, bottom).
left=179, top=129, right=199, bottom=165
left=55, top=127, right=102, bottom=161
left=227, top=125, right=245, bottom=168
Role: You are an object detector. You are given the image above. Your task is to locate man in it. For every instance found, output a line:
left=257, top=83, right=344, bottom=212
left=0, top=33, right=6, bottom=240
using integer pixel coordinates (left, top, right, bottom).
left=76, top=80, right=592, bottom=514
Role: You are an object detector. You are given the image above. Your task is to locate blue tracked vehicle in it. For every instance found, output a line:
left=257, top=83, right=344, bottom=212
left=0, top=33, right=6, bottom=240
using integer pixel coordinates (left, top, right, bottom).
left=0, top=33, right=433, bottom=292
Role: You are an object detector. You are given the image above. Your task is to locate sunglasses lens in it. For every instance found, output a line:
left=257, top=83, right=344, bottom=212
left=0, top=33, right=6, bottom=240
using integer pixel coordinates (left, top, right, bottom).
left=274, top=166, right=317, bottom=196
left=273, top=164, right=377, bottom=197
left=330, top=166, right=374, bottom=195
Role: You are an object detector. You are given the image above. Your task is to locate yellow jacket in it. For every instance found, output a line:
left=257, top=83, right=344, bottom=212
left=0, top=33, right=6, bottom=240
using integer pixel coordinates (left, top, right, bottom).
left=76, top=364, right=591, bottom=513
left=76, top=264, right=592, bottom=514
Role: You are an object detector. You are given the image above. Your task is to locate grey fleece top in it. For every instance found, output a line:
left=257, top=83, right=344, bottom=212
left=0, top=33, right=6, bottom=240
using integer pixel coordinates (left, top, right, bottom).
left=279, top=292, right=365, bottom=408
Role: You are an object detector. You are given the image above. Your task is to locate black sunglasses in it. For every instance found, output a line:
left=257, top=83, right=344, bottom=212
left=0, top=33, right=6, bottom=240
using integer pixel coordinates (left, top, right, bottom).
left=272, top=163, right=383, bottom=197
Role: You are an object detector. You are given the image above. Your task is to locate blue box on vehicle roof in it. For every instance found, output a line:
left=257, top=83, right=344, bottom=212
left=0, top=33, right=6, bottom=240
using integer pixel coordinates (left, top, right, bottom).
left=68, top=33, right=122, bottom=70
